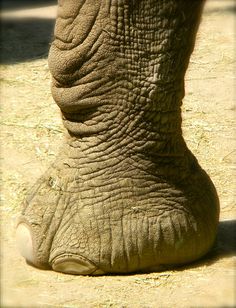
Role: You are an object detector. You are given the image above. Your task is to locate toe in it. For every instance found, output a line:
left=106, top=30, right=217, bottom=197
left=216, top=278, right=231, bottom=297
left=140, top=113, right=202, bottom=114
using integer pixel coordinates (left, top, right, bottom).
left=16, top=223, right=36, bottom=266
left=52, top=255, right=105, bottom=275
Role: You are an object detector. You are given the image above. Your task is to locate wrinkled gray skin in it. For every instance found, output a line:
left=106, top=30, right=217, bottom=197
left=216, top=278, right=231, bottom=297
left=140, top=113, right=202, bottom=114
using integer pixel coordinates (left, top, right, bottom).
left=16, top=0, right=219, bottom=275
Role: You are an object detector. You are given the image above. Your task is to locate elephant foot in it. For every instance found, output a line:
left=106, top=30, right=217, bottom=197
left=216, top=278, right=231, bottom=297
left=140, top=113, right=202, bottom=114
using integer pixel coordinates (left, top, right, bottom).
left=16, top=145, right=219, bottom=275
left=16, top=223, right=105, bottom=275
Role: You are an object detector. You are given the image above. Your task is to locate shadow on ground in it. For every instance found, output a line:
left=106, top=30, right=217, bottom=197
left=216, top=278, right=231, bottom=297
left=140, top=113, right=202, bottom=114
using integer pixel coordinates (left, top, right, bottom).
left=188, top=219, right=236, bottom=270
left=162, top=219, right=236, bottom=274
left=205, top=3, right=236, bottom=15
left=0, top=17, right=55, bottom=64
left=0, top=0, right=56, bottom=10
left=213, top=219, right=236, bottom=257
left=0, top=0, right=57, bottom=64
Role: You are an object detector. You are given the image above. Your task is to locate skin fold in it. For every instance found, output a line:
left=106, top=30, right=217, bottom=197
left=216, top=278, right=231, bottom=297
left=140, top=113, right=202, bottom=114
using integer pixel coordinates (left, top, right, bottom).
left=16, top=0, right=220, bottom=275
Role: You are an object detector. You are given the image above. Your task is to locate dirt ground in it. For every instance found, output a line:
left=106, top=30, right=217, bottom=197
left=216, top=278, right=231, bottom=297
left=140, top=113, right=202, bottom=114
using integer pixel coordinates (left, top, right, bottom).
left=0, top=1, right=235, bottom=307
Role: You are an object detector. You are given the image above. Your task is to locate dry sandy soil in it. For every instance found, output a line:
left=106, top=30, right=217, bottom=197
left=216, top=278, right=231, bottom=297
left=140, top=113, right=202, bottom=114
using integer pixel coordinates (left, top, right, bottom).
left=1, top=1, right=236, bottom=307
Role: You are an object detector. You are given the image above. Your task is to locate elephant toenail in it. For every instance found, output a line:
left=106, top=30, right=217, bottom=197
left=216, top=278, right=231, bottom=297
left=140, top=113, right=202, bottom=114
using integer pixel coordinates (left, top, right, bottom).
left=52, top=256, right=105, bottom=275
left=16, top=223, right=35, bottom=265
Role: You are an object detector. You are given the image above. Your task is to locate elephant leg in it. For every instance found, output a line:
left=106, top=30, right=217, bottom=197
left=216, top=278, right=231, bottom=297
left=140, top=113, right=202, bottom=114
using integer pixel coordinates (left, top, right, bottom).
left=17, top=0, right=219, bottom=274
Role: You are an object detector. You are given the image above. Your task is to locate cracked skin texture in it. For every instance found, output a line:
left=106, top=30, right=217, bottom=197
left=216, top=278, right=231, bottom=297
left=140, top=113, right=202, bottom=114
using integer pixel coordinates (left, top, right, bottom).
left=17, top=0, right=219, bottom=274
